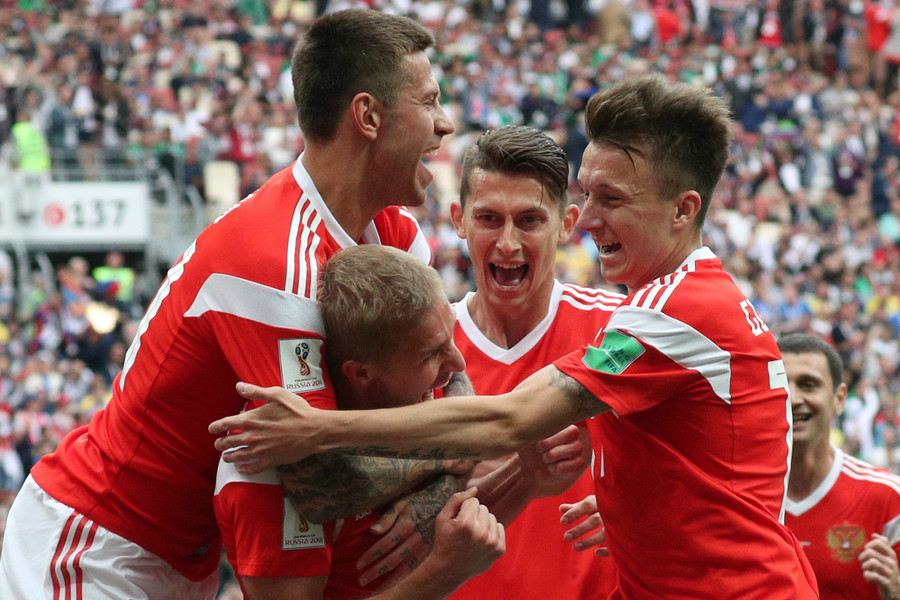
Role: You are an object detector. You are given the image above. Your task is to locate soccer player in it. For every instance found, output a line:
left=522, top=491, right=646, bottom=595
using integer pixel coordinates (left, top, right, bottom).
left=444, top=125, right=621, bottom=600
left=780, top=332, right=900, bottom=600
left=215, top=244, right=506, bottom=600
left=212, top=74, right=820, bottom=599
left=0, top=10, right=458, bottom=599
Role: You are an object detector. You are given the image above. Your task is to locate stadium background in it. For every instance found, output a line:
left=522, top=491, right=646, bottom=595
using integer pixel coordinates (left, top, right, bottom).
left=2, top=0, right=900, bottom=596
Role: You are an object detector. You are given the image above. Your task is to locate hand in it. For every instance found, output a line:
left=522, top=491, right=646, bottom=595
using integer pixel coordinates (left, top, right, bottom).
left=423, top=488, right=505, bottom=583
left=859, top=533, right=900, bottom=600
left=518, top=425, right=589, bottom=498
left=560, top=494, right=609, bottom=556
left=356, top=498, right=432, bottom=590
left=209, top=382, right=322, bottom=474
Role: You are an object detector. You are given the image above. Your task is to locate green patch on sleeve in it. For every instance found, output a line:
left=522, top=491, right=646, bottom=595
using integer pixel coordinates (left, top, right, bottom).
left=583, top=330, right=645, bottom=375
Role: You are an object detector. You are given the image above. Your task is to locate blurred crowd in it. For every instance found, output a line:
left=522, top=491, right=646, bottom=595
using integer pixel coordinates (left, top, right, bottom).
left=3, top=0, right=900, bottom=581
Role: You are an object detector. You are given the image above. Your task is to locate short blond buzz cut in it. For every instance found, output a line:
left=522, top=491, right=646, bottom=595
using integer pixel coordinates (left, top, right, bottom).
left=319, top=245, right=446, bottom=369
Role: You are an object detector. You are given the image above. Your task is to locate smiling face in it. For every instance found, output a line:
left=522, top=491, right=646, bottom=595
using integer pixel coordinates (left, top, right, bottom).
left=376, top=51, right=455, bottom=207
left=365, top=301, right=465, bottom=409
left=452, top=169, right=576, bottom=318
left=576, top=142, right=700, bottom=293
left=783, top=351, right=847, bottom=449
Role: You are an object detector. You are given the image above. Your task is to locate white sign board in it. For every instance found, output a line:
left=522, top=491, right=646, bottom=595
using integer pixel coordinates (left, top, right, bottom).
left=0, top=181, right=151, bottom=245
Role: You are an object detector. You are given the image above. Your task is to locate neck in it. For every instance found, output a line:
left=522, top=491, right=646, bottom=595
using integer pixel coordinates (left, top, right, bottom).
left=302, top=141, right=382, bottom=241
left=467, top=285, right=553, bottom=349
left=788, top=441, right=835, bottom=502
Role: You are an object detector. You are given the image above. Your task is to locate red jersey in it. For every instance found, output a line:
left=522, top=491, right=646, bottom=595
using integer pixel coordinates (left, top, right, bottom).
left=31, top=158, right=429, bottom=581
left=555, top=247, right=818, bottom=600
left=786, top=448, right=900, bottom=600
left=216, top=385, right=448, bottom=595
left=449, top=281, right=623, bottom=600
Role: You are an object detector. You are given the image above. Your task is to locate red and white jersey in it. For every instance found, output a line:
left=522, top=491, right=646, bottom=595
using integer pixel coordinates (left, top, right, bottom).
left=555, top=247, right=818, bottom=600
left=31, top=157, right=430, bottom=581
left=215, top=384, right=447, bottom=593
left=449, top=280, right=623, bottom=600
left=786, top=447, right=900, bottom=600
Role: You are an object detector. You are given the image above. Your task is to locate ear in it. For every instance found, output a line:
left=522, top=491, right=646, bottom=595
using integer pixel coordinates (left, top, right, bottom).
left=672, top=190, right=702, bottom=231
left=450, top=201, right=466, bottom=238
left=558, top=203, right=580, bottom=244
left=833, top=381, right=848, bottom=418
left=349, top=92, right=381, bottom=141
left=341, top=359, right=373, bottom=387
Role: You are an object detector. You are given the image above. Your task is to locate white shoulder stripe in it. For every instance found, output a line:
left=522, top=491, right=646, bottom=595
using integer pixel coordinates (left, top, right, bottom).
left=284, top=196, right=306, bottom=293
left=563, top=285, right=626, bottom=305
left=559, top=293, right=621, bottom=312
left=185, top=273, right=324, bottom=334
left=842, top=461, right=900, bottom=496
left=608, top=305, right=732, bottom=403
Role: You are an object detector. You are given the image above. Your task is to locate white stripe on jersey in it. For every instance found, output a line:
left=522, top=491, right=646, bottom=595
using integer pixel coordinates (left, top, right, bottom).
left=842, top=456, right=900, bottom=496
left=295, top=197, right=324, bottom=299
left=214, top=456, right=281, bottom=495
left=560, top=284, right=625, bottom=310
left=284, top=195, right=307, bottom=293
left=607, top=305, right=733, bottom=404
left=185, top=274, right=325, bottom=335
left=120, top=241, right=198, bottom=391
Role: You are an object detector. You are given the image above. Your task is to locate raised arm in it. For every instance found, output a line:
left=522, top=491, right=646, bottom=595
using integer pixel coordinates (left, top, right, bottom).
left=210, top=365, right=609, bottom=474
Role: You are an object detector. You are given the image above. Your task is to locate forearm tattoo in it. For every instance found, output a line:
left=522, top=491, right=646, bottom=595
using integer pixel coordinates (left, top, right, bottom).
left=547, top=366, right=609, bottom=420
left=330, top=445, right=482, bottom=461
left=404, top=473, right=458, bottom=547
left=277, top=452, right=447, bottom=523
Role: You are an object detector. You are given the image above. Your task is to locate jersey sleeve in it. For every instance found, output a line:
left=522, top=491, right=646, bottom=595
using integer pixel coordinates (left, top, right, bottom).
left=214, top=461, right=336, bottom=578
left=190, top=278, right=337, bottom=412
left=555, top=303, right=737, bottom=416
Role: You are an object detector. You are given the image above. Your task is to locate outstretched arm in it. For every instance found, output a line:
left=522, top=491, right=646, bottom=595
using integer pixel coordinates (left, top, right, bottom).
left=210, top=365, right=609, bottom=473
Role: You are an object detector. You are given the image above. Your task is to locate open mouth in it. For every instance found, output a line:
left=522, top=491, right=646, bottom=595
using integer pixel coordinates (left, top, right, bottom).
left=792, top=414, right=812, bottom=425
left=599, top=242, right=621, bottom=255
left=490, top=263, right=528, bottom=286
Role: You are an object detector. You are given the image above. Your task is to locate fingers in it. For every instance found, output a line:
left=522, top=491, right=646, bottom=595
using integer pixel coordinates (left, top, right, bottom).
left=208, top=382, right=271, bottom=435
left=358, top=531, right=428, bottom=587
left=357, top=504, right=413, bottom=570
left=860, top=533, right=900, bottom=591
left=559, top=494, right=598, bottom=524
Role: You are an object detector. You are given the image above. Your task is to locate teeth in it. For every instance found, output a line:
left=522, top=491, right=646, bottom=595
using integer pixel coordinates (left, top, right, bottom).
left=423, top=148, right=438, bottom=156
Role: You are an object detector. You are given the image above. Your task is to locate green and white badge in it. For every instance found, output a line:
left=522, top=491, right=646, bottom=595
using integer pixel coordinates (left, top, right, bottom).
left=583, top=330, right=645, bottom=375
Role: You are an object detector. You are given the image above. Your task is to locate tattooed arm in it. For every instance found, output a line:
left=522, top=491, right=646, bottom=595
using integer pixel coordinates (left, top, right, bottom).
left=212, top=365, right=610, bottom=472
left=277, top=454, right=472, bottom=524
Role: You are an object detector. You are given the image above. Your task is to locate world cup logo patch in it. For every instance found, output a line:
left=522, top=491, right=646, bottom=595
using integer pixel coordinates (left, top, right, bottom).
left=295, top=342, right=311, bottom=376
left=826, top=522, right=865, bottom=563
left=279, top=338, right=326, bottom=393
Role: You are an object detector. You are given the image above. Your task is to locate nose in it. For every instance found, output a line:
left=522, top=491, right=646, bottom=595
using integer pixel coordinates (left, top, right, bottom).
left=435, top=103, right=455, bottom=137
left=445, top=341, right=466, bottom=375
left=575, top=204, right=599, bottom=233
left=496, top=220, right=521, bottom=253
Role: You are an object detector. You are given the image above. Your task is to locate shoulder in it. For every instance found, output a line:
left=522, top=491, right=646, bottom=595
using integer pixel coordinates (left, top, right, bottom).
left=560, top=283, right=625, bottom=312
left=841, top=454, right=900, bottom=498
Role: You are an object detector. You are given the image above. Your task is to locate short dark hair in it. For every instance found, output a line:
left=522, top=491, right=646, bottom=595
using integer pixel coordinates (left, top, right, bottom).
left=291, top=9, right=435, bottom=141
left=459, top=125, right=569, bottom=214
left=777, top=333, right=845, bottom=391
left=583, top=74, right=733, bottom=227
